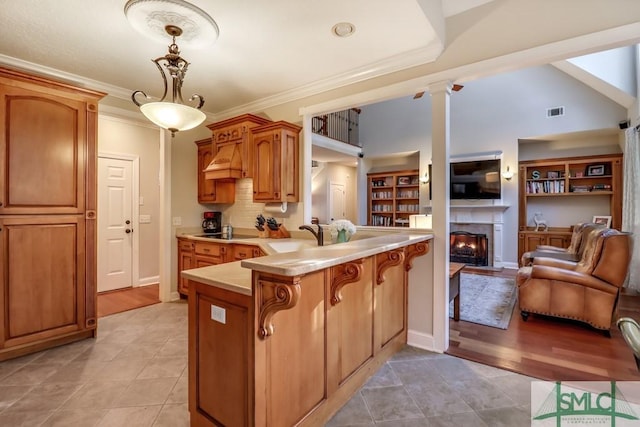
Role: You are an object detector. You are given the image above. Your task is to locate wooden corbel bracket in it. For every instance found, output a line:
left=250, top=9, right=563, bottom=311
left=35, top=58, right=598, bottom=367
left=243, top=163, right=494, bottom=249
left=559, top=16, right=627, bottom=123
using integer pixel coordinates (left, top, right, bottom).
left=257, top=278, right=301, bottom=339
left=376, top=249, right=405, bottom=285
left=404, top=241, right=430, bottom=271
left=330, top=259, right=364, bottom=305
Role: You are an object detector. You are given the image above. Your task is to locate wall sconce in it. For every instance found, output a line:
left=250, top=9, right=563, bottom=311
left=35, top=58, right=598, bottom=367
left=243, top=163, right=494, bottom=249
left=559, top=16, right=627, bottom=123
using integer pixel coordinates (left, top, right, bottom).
left=502, top=165, right=514, bottom=181
left=419, top=170, right=430, bottom=184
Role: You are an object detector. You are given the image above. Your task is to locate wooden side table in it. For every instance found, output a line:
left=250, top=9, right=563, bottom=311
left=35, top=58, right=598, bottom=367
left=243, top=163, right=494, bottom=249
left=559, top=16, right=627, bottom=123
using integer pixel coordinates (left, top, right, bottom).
left=449, top=262, right=466, bottom=321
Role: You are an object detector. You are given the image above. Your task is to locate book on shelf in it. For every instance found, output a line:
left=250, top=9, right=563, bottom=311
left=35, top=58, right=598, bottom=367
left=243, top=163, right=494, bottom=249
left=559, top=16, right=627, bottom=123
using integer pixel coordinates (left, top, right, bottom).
left=570, top=185, right=592, bottom=193
left=526, top=180, right=565, bottom=194
left=592, top=183, right=612, bottom=191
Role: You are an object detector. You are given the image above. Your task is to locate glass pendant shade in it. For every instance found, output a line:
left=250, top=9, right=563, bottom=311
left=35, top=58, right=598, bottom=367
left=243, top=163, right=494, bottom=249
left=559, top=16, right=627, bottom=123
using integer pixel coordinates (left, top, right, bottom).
left=140, top=102, right=206, bottom=133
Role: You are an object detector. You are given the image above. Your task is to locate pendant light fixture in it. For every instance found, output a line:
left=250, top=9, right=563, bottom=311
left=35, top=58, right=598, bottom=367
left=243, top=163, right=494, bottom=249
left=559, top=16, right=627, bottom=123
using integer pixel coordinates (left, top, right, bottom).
left=124, top=0, right=219, bottom=136
left=132, top=24, right=205, bottom=136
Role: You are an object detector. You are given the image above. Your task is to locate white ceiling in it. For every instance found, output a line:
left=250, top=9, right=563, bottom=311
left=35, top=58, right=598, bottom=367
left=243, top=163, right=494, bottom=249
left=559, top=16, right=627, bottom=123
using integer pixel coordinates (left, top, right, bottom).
left=0, top=0, right=491, bottom=116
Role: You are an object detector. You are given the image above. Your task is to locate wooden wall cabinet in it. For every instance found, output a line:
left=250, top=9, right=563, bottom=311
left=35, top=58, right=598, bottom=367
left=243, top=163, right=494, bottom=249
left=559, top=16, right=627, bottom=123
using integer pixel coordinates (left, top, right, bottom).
left=206, top=113, right=271, bottom=179
left=517, top=153, right=623, bottom=264
left=0, top=66, right=105, bottom=361
left=251, top=121, right=301, bottom=203
left=367, top=170, right=420, bottom=227
left=195, top=139, right=235, bottom=204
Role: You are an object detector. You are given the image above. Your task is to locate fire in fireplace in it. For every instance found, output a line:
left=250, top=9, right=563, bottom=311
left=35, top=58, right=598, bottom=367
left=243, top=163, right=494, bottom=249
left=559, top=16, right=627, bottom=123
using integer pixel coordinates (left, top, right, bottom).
left=450, top=231, right=488, bottom=266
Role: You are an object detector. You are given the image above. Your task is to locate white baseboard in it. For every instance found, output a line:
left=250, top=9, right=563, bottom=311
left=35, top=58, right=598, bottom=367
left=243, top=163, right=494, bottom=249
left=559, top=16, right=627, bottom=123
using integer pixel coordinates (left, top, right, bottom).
left=138, top=275, right=160, bottom=287
left=502, top=262, right=519, bottom=270
left=407, top=329, right=441, bottom=353
left=169, top=291, right=181, bottom=302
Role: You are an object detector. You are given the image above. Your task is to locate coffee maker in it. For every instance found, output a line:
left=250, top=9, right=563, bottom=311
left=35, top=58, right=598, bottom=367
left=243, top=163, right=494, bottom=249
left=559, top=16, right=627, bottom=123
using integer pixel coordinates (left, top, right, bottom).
left=202, top=211, right=222, bottom=234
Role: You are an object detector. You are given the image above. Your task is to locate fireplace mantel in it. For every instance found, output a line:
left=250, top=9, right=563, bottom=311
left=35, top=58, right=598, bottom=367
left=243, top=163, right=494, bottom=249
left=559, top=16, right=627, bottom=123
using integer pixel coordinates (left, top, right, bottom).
left=424, top=204, right=510, bottom=224
left=423, top=203, right=511, bottom=267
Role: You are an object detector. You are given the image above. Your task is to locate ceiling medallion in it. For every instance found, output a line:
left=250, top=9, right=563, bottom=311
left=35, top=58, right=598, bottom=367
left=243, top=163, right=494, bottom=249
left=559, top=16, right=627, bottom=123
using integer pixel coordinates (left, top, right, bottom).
left=124, top=0, right=219, bottom=49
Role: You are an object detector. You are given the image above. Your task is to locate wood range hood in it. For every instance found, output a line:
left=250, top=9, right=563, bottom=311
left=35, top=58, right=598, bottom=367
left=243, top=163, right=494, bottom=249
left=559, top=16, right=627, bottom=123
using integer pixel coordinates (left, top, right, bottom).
left=204, top=143, right=243, bottom=180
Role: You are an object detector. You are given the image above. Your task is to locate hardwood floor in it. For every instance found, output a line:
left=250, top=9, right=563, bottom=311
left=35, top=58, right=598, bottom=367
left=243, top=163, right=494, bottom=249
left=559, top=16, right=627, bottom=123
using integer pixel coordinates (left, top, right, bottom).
left=97, top=284, right=160, bottom=318
left=447, top=268, right=640, bottom=381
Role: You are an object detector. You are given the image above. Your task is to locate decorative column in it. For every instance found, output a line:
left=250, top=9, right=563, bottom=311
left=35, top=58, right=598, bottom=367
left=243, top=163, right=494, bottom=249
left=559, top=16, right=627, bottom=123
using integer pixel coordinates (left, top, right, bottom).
left=428, top=81, right=452, bottom=352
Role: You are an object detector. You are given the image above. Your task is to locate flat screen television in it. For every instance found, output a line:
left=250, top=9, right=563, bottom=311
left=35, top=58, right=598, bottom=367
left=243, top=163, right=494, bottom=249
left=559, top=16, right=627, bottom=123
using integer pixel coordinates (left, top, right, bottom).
left=450, top=159, right=501, bottom=199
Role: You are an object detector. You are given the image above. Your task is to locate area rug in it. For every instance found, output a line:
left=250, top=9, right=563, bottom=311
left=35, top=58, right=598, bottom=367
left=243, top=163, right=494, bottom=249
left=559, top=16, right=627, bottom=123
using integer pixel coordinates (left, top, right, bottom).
left=449, top=273, right=517, bottom=329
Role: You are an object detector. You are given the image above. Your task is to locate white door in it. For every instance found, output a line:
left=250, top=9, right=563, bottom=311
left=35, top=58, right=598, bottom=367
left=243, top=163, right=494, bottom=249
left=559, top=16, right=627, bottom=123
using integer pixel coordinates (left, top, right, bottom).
left=329, top=182, right=346, bottom=222
left=98, top=157, right=134, bottom=292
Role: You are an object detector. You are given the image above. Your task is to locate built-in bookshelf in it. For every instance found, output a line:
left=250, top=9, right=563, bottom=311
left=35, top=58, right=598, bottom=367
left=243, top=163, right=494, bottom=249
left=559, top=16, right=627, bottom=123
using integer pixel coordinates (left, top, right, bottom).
left=517, top=153, right=623, bottom=264
left=367, top=170, right=420, bottom=227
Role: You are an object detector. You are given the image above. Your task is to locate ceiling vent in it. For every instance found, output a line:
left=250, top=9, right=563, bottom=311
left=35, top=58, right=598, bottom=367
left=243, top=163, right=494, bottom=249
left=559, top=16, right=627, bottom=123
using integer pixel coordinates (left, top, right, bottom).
left=546, top=106, right=565, bottom=118
left=311, top=160, right=319, bottom=168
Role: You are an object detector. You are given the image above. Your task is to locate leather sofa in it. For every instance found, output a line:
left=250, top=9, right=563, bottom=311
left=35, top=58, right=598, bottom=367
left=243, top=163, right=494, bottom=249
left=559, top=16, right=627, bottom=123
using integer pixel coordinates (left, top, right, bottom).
left=520, top=222, right=606, bottom=266
left=517, top=228, right=631, bottom=332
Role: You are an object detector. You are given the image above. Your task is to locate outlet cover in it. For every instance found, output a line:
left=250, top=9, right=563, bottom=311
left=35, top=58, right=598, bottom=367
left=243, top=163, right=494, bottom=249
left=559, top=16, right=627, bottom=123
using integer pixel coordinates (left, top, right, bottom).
left=211, top=305, right=226, bottom=324
left=172, top=217, right=182, bottom=226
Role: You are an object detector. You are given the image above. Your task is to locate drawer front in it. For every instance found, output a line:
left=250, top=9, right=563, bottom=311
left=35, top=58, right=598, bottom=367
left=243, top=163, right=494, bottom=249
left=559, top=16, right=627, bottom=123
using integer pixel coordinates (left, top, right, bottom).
left=233, top=245, right=254, bottom=260
left=179, top=240, right=193, bottom=251
left=194, top=242, right=224, bottom=257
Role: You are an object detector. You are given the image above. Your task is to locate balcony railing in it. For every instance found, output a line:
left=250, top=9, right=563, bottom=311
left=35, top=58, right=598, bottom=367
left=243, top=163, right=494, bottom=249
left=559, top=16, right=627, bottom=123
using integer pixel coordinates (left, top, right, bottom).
left=312, top=108, right=360, bottom=147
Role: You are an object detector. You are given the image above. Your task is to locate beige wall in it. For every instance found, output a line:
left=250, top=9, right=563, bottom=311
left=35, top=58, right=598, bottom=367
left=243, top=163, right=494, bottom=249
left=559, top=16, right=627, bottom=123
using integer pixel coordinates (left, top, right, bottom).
left=311, top=163, right=358, bottom=224
left=98, top=115, right=161, bottom=284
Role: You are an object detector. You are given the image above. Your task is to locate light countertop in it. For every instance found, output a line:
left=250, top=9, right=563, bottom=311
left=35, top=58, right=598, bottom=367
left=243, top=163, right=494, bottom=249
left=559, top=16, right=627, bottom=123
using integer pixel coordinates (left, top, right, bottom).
left=181, top=261, right=252, bottom=296
left=240, top=233, right=431, bottom=276
left=180, top=231, right=432, bottom=295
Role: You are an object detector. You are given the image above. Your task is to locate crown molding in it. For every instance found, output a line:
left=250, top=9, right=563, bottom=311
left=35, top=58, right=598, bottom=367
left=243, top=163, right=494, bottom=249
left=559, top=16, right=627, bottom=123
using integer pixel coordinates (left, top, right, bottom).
left=210, top=42, right=445, bottom=120
left=0, top=54, right=132, bottom=99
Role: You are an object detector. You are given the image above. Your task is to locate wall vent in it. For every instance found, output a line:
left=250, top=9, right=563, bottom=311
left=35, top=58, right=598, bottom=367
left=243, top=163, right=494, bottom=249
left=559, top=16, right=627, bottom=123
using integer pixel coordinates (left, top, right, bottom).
left=311, top=160, right=319, bottom=168
left=546, top=106, right=565, bottom=118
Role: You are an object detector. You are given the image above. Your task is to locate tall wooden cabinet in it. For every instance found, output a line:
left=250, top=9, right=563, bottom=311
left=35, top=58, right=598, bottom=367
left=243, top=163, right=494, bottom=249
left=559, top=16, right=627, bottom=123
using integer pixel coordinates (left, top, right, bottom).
left=195, top=138, right=234, bottom=204
left=0, top=66, right=105, bottom=360
left=517, top=153, right=623, bottom=264
left=251, top=121, right=301, bottom=203
left=367, top=170, right=420, bottom=227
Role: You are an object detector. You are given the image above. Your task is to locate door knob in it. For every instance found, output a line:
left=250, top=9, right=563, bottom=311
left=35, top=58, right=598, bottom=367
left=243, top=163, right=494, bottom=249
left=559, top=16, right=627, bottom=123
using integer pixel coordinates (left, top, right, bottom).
left=126, top=228, right=132, bottom=234
left=126, top=220, right=131, bottom=225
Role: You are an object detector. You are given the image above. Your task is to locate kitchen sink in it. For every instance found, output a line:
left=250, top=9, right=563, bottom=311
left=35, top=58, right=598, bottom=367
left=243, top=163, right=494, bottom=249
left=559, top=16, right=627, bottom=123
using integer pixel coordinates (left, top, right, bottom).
left=266, top=240, right=316, bottom=253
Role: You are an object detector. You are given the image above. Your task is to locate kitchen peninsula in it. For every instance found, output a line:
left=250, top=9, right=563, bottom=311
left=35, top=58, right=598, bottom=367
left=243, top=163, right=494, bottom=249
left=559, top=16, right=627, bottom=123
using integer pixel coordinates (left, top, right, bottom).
left=181, top=232, right=432, bottom=427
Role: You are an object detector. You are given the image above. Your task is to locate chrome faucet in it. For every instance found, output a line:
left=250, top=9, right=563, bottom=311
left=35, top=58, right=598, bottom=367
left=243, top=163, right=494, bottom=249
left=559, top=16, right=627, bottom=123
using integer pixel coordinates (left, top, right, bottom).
left=299, top=224, right=323, bottom=246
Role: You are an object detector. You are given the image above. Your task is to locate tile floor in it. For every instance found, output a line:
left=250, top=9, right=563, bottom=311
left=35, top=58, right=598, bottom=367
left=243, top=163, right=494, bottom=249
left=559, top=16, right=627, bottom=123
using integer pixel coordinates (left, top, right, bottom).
left=0, top=302, right=536, bottom=426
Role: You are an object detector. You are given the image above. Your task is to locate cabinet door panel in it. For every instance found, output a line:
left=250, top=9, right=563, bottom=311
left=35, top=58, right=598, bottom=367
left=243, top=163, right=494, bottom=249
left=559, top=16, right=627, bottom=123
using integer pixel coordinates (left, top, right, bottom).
left=376, top=259, right=405, bottom=347
left=547, top=234, right=570, bottom=248
left=328, top=258, right=374, bottom=384
left=0, top=85, right=86, bottom=214
left=178, top=241, right=194, bottom=296
left=253, top=132, right=278, bottom=201
left=196, top=140, right=216, bottom=203
left=0, top=216, right=85, bottom=347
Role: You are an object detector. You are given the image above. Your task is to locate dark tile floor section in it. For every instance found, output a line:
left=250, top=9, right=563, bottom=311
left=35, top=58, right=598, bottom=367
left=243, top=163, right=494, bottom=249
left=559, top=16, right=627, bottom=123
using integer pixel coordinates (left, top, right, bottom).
left=0, top=302, right=536, bottom=426
left=326, top=347, right=535, bottom=427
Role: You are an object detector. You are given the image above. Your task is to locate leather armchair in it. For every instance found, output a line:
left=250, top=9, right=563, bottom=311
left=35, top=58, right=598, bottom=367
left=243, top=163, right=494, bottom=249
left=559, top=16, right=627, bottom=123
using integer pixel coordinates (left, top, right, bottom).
left=517, top=228, right=631, bottom=332
left=520, top=222, right=606, bottom=266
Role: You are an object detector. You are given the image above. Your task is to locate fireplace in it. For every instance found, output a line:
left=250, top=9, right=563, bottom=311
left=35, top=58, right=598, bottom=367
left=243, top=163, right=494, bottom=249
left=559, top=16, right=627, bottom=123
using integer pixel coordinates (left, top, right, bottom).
left=450, top=231, right=488, bottom=266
